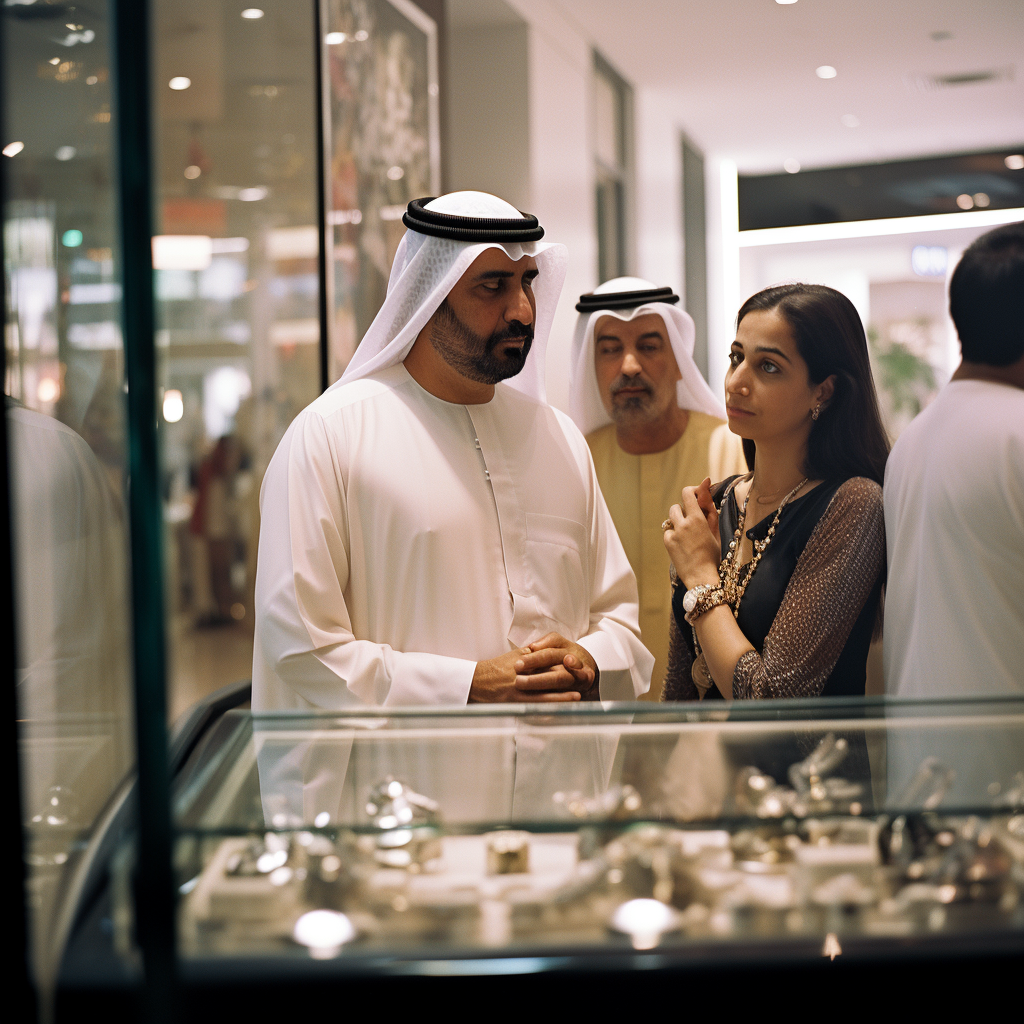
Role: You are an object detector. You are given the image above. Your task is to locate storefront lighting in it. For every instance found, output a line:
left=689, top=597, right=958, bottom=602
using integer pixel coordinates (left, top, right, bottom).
left=816, top=65, right=837, bottom=79
left=152, top=234, right=213, bottom=270
left=2, top=141, right=24, bottom=157
left=241, top=8, right=264, bottom=18
left=162, top=390, right=184, bottom=423
left=210, top=237, right=250, bottom=253
left=737, top=207, right=1024, bottom=247
left=325, top=32, right=347, bottom=44
left=168, top=76, right=191, bottom=91
left=783, top=158, right=801, bottom=174
left=1006, top=154, right=1024, bottom=170
left=62, top=228, right=84, bottom=247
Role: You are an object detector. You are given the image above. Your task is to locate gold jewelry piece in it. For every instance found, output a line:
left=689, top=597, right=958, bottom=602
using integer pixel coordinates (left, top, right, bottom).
left=687, top=474, right=805, bottom=699
left=661, top=518, right=673, bottom=531
left=812, top=403, right=821, bottom=421
left=683, top=584, right=728, bottom=624
left=719, top=474, right=807, bottom=617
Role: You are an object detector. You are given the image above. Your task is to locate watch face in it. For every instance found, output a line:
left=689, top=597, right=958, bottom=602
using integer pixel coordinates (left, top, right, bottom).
left=682, top=590, right=698, bottom=613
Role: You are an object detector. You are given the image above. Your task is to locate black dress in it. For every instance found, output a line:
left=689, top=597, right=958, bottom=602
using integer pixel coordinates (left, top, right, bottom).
left=663, top=475, right=885, bottom=701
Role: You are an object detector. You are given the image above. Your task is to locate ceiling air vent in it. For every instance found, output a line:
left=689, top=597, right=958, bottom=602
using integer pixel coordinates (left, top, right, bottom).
left=914, top=66, right=1014, bottom=91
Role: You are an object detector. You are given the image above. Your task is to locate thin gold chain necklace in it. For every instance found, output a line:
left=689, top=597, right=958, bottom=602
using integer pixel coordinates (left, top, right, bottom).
left=719, top=474, right=808, bottom=616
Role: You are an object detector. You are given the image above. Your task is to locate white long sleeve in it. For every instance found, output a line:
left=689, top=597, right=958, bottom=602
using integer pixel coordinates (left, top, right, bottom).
left=253, top=364, right=652, bottom=709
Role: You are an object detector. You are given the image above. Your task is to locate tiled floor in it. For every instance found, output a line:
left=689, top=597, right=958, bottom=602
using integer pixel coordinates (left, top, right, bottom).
left=168, top=614, right=255, bottom=722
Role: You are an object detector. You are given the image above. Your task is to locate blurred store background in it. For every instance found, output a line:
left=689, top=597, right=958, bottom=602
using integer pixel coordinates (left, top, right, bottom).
left=4, top=0, right=1023, bottom=720
left=3, top=3, right=1023, bottom=983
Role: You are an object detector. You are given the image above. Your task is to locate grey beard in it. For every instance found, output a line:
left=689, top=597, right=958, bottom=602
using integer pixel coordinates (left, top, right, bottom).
left=430, top=299, right=533, bottom=385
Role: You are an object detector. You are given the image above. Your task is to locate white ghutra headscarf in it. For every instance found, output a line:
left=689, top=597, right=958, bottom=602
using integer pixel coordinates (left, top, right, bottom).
left=337, top=192, right=568, bottom=404
left=568, top=276, right=726, bottom=436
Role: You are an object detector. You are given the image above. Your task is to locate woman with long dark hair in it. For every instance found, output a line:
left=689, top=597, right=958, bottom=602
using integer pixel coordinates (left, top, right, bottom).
left=661, top=283, right=889, bottom=701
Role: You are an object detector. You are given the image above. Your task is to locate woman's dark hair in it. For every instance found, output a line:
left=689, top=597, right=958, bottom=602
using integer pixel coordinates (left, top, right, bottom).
left=949, top=221, right=1024, bottom=367
left=735, top=283, right=889, bottom=485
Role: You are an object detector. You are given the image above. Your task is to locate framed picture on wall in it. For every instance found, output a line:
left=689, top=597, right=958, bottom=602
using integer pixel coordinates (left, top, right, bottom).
left=320, top=0, right=441, bottom=383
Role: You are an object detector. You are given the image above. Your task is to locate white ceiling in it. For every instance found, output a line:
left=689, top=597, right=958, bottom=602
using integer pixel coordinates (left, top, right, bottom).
left=549, top=0, right=1024, bottom=172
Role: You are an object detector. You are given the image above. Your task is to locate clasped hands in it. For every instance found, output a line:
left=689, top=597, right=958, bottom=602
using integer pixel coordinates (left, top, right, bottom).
left=469, top=632, right=599, bottom=703
left=662, top=476, right=723, bottom=589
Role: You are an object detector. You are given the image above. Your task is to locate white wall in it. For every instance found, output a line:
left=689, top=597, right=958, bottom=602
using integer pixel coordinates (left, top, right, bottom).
left=446, top=1, right=701, bottom=412
left=446, top=24, right=531, bottom=209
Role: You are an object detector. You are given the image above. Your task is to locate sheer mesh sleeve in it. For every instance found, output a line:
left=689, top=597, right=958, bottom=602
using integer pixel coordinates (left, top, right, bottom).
left=662, top=583, right=699, bottom=701
left=731, top=477, right=885, bottom=700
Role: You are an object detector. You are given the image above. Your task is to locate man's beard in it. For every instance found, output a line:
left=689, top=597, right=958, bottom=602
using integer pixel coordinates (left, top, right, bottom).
left=608, top=375, right=657, bottom=423
left=430, top=299, right=534, bottom=385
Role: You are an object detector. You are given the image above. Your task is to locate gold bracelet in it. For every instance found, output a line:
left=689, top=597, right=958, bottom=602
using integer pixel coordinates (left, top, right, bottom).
left=683, top=584, right=729, bottom=625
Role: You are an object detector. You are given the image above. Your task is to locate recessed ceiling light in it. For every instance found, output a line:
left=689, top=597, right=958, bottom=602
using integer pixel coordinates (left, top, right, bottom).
left=241, top=8, right=264, bottom=18
left=783, top=158, right=801, bottom=174
left=973, top=192, right=990, bottom=208
left=1005, top=154, right=1024, bottom=170
left=956, top=194, right=974, bottom=210
left=3, top=141, right=25, bottom=158
left=169, top=76, right=191, bottom=90
left=184, top=165, right=202, bottom=179
left=325, top=32, right=346, bottom=45
left=816, top=65, right=837, bottom=79
left=840, top=114, right=860, bottom=128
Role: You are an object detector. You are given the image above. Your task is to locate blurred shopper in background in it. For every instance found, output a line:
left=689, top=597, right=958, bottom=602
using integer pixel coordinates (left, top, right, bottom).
left=661, top=284, right=889, bottom=701
left=569, top=279, right=745, bottom=700
left=884, top=222, right=1024, bottom=697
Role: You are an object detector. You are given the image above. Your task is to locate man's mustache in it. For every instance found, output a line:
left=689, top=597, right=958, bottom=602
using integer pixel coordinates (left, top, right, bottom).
left=610, top=374, right=653, bottom=398
left=487, top=321, right=534, bottom=352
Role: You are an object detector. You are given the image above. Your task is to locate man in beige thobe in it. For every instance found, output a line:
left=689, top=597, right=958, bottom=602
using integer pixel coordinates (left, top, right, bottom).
left=569, top=278, right=746, bottom=700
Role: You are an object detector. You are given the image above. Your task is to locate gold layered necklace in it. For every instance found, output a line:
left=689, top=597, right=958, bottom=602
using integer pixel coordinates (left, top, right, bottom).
left=719, top=474, right=808, bottom=616
left=689, top=473, right=807, bottom=699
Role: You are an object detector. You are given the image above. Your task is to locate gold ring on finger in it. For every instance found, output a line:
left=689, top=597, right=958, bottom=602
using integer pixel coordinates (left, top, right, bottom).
left=661, top=518, right=673, bottom=531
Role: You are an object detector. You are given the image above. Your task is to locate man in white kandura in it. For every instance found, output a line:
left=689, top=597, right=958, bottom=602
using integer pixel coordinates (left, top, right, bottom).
left=253, top=192, right=653, bottom=711
left=568, top=279, right=746, bottom=700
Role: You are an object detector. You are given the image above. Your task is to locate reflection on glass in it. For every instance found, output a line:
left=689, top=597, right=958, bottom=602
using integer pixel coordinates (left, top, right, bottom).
left=322, top=0, right=440, bottom=381
left=168, top=702, right=1024, bottom=961
left=2, top=0, right=135, bottom=990
left=153, top=0, right=322, bottom=718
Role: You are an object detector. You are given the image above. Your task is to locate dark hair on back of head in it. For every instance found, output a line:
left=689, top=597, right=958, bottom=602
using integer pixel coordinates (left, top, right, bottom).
left=735, top=283, right=890, bottom=486
left=949, top=221, right=1024, bottom=367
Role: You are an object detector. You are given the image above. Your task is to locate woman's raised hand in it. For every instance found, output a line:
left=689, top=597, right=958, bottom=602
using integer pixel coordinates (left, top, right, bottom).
left=663, top=481, right=723, bottom=589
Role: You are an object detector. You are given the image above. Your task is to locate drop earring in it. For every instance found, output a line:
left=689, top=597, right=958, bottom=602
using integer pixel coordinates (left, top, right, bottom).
left=811, top=403, right=821, bottom=421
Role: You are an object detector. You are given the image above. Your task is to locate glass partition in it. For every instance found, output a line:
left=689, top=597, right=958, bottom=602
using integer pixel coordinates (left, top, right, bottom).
left=151, top=0, right=323, bottom=720
left=2, top=0, right=136, bottom=992
left=158, top=698, right=1024, bottom=964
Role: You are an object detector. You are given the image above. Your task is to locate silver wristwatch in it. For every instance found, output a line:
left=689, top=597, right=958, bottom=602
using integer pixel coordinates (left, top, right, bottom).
left=682, top=584, right=715, bottom=615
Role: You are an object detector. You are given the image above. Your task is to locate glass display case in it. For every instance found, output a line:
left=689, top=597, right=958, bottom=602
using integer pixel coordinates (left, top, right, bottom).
left=99, top=696, right=1023, bottom=975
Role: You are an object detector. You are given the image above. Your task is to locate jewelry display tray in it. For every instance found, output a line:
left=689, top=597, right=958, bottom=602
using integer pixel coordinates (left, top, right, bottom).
left=113, top=698, right=1024, bottom=975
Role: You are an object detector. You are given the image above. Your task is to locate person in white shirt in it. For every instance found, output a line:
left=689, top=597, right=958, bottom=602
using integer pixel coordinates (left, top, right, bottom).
left=884, top=221, right=1024, bottom=698
left=252, top=192, right=653, bottom=711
